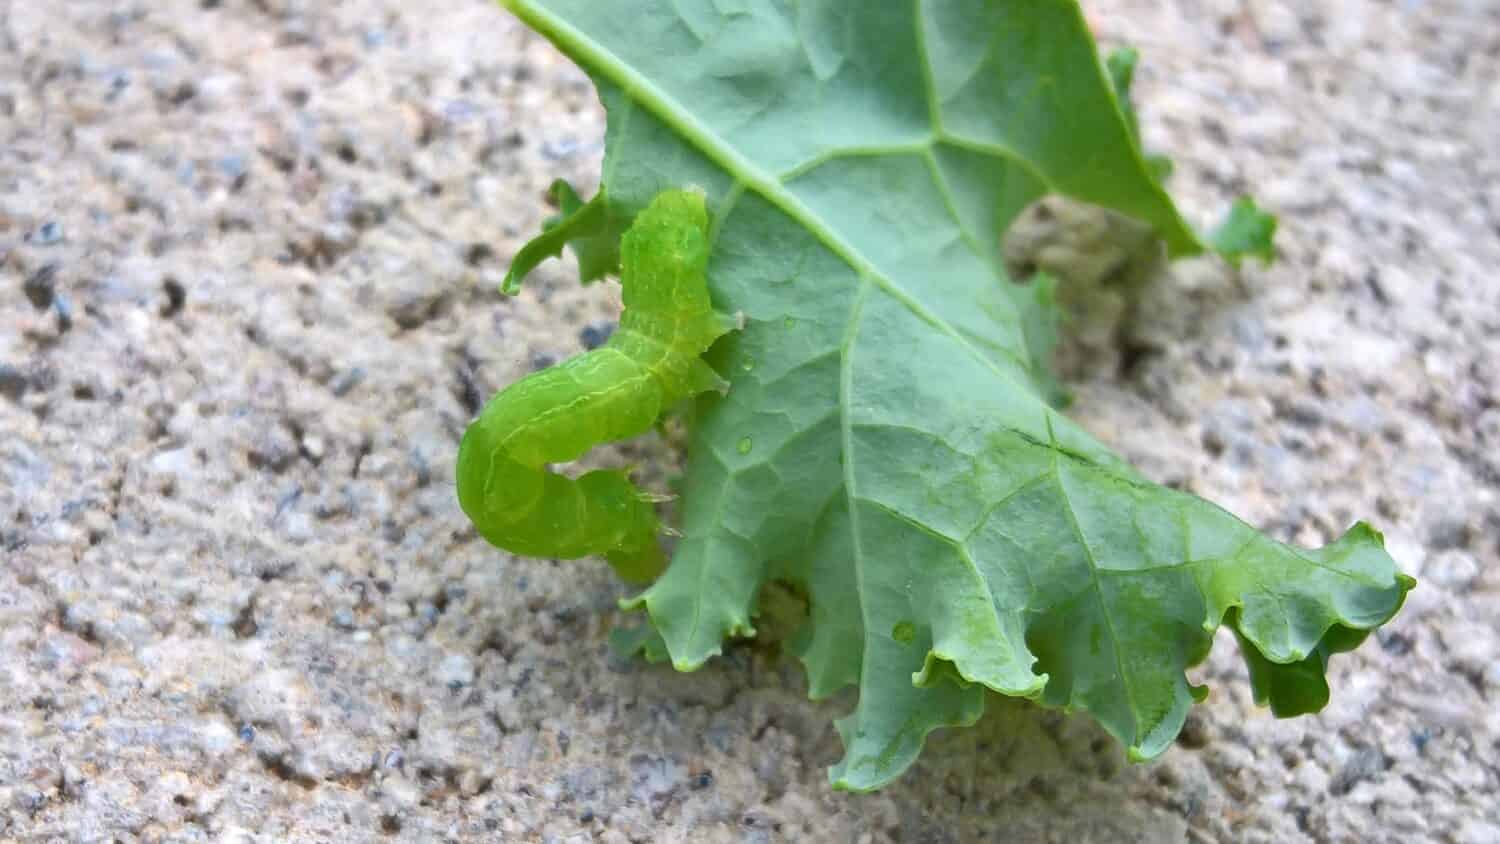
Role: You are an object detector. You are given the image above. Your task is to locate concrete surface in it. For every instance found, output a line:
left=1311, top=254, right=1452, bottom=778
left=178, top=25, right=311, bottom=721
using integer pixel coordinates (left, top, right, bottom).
left=1, top=0, right=1496, bottom=841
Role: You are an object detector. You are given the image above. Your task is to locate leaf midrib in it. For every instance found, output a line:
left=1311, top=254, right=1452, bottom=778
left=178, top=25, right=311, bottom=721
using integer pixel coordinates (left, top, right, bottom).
left=503, top=0, right=1041, bottom=398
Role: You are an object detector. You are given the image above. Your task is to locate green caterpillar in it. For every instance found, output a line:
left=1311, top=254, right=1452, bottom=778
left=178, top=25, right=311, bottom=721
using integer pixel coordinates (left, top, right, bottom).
left=456, top=190, right=737, bottom=583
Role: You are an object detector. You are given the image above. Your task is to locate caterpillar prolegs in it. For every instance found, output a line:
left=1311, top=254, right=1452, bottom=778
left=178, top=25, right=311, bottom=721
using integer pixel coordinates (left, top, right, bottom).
left=456, top=190, right=738, bottom=582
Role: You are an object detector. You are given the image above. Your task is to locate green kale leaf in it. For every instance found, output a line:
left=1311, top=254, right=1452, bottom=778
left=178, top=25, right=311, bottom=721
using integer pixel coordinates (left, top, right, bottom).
left=1209, top=196, right=1280, bottom=267
left=495, top=0, right=1413, bottom=791
left=502, top=179, right=628, bottom=293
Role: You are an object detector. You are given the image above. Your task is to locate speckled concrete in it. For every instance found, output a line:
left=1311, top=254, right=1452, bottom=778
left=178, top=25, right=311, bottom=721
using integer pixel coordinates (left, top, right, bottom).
left=1, top=1, right=1496, bottom=841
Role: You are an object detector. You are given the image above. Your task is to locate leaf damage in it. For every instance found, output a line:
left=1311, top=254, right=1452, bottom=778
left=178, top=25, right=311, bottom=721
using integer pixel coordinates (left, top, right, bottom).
left=475, top=0, right=1413, bottom=791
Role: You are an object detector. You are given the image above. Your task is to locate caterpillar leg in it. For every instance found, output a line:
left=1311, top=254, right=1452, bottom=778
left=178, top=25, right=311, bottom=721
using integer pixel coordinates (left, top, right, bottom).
left=686, top=359, right=730, bottom=396
left=717, top=310, right=746, bottom=334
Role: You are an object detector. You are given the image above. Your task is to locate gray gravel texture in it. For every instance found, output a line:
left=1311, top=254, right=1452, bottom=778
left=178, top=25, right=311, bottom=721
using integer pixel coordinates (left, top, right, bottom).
left=1, top=0, right=1497, bottom=842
